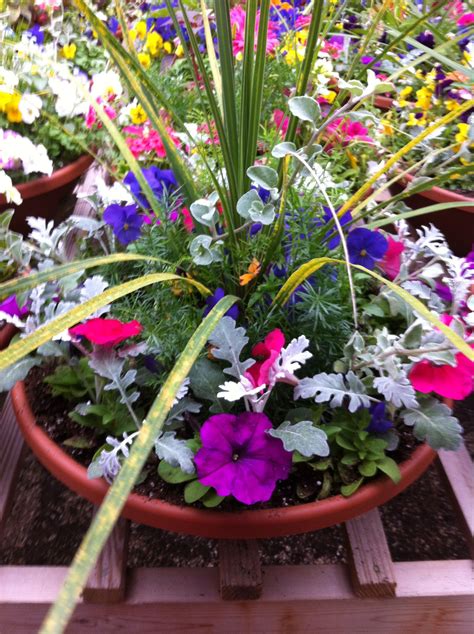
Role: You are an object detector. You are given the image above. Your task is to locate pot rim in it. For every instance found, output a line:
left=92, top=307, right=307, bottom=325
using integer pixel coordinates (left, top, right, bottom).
left=400, top=171, right=473, bottom=208
left=11, top=381, right=438, bottom=538
left=0, top=154, right=93, bottom=204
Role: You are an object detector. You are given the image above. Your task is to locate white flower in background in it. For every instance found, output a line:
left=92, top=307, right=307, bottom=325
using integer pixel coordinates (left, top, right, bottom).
left=18, top=93, right=42, bottom=124
left=21, top=141, right=53, bottom=176
left=0, top=170, right=22, bottom=205
left=1, top=129, right=52, bottom=176
left=49, top=75, right=89, bottom=118
left=93, top=175, right=134, bottom=205
left=0, top=67, right=19, bottom=92
left=90, top=70, right=123, bottom=101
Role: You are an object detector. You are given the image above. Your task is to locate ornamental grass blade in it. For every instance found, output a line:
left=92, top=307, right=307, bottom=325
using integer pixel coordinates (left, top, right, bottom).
left=0, top=274, right=210, bottom=372
left=72, top=0, right=199, bottom=205
left=368, top=201, right=474, bottom=229
left=0, top=254, right=163, bottom=301
left=39, top=295, right=238, bottom=634
left=274, top=258, right=474, bottom=361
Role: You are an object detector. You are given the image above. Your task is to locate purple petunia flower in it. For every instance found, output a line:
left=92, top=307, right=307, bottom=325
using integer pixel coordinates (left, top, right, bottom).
left=124, top=166, right=177, bottom=209
left=367, top=402, right=393, bottom=435
left=320, top=207, right=353, bottom=249
left=0, top=295, right=29, bottom=318
left=103, top=204, right=145, bottom=245
left=204, top=288, right=239, bottom=320
left=347, top=228, right=388, bottom=269
left=195, top=412, right=292, bottom=505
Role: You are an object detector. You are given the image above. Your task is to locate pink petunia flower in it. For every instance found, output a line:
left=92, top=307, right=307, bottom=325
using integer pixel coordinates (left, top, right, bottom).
left=245, top=329, right=285, bottom=388
left=409, top=314, right=474, bottom=400
left=69, top=318, right=143, bottom=346
left=273, top=109, right=289, bottom=136
left=326, top=118, right=374, bottom=148
left=457, top=13, right=474, bottom=26
left=379, top=235, right=404, bottom=280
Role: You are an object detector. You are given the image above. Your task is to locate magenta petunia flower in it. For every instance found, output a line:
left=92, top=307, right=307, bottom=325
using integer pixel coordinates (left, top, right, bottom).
left=245, top=328, right=285, bottom=388
left=380, top=235, right=404, bottom=280
left=409, top=351, right=474, bottom=401
left=69, top=317, right=142, bottom=346
left=0, top=294, right=29, bottom=318
left=230, top=6, right=280, bottom=57
left=195, top=412, right=292, bottom=504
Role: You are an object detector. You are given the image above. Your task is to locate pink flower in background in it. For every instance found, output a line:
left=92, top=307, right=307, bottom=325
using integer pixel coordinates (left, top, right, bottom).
left=123, top=125, right=178, bottom=159
left=70, top=318, right=142, bottom=346
left=326, top=118, right=374, bottom=147
left=85, top=101, right=116, bottom=129
left=181, top=207, right=194, bottom=233
left=457, top=13, right=474, bottom=26
left=380, top=235, right=404, bottom=280
left=273, top=109, right=289, bottom=136
left=321, top=39, right=343, bottom=59
left=230, top=6, right=280, bottom=57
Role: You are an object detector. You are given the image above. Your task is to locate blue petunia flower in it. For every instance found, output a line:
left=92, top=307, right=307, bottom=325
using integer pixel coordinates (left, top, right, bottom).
left=318, top=207, right=353, bottom=250
left=367, top=402, right=393, bottom=435
left=124, top=166, right=177, bottom=209
left=103, top=204, right=145, bottom=245
left=347, top=228, right=388, bottom=269
left=107, top=17, right=119, bottom=35
left=204, top=288, right=239, bottom=321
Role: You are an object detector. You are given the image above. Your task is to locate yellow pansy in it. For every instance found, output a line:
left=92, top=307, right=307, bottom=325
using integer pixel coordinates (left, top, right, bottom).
left=0, top=91, right=13, bottom=111
left=335, top=22, right=343, bottom=30
left=398, top=86, right=412, bottom=107
left=415, top=86, right=432, bottom=110
left=163, top=41, right=172, bottom=54
left=145, top=31, right=163, bottom=56
left=175, top=44, right=184, bottom=57
left=464, top=50, right=472, bottom=65
left=5, top=94, right=22, bottom=122
left=454, top=123, right=471, bottom=152
left=61, top=43, right=77, bottom=60
left=321, top=90, right=337, bottom=104
left=381, top=119, right=394, bottom=136
left=129, top=28, right=138, bottom=42
left=138, top=53, right=151, bottom=69
left=135, top=21, right=147, bottom=39
left=130, top=104, right=147, bottom=124
left=407, top=112, right=427, bottom=127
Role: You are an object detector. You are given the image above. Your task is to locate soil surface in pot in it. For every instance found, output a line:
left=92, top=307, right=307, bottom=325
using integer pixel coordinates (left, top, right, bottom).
left=22, top=366, right=420, bottom=511
left=1, top=393, right=472, bottom=567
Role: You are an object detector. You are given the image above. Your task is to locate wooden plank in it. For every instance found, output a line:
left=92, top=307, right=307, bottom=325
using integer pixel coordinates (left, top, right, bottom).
left=438, top=447, right=474, bottom=556
left=82, top=516, right=129, bottom=604
left=344, top=508, right=396, bottom=598
left=218, top=539, right=262, bottom=600
left=0, top=561, right=473, bottom=633
left=0, top=395, right=25, bottom=533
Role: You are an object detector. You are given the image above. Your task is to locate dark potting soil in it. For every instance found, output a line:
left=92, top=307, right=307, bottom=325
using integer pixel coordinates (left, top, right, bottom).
left=25, top=366, right=417, bottom=511
left=0, top=372, right=471, bottom=568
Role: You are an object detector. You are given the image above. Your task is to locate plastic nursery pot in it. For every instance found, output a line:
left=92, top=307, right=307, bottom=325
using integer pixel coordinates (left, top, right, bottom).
left=0, top=155, right=94, bottom=236
left=389, top=172, right=474, bottom=256
left=0, top=324, right=17, bottom=350
left=11, top=381, right=438, bottom=539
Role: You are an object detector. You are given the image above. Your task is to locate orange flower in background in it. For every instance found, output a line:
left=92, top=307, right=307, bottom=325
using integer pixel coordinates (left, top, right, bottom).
left=239, top=258, right=261, bottom=286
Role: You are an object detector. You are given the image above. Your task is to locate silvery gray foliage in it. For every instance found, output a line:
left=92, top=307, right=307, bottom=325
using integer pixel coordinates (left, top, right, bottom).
left=154, top=431, right=195, bottom=474
left=236, top=190, right=275, bottom=225
left=246, top=165, right=278, bottom=190
left=190, top=191, right=219, bottom=228
left=189, top=235, right=223, bottom=265
left=0, top=357, right=41, bottom=392
left=80, top=275, right=110, bottom=317
left=295, top=371, right=371, bottom=413
left=208, top=316, right=254, bottom=379
left=26, top=216, right=71, bottom=260
left=88, top=432, right=138, bottom=483
left=401, top=280, right=444, bottom=312
left=288, top=95, right=321, bottom=124
left=401, top=399, right=463, bottom=450
left=373, top=375, right=418, bottom=409
left=269, top=421, right=329, bottom=458
left=165, top=397, right=202, bottom=425
left=408, top=224, right=451, bottom=260
left=89, top=347, right=140, bottom=406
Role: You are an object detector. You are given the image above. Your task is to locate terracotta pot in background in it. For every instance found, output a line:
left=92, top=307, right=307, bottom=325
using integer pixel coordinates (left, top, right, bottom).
left=11, top=381, right=437, bottom=539
left=0, top=323, right=17, bottom=350
left=389, top=173, right=474, bottom=256
left=0, top=155, right=94, bottom=236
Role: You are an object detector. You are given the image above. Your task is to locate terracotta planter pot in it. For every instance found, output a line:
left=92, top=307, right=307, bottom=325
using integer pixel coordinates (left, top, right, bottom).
left=11, top=381, right=437, bottom=539
left=389, top=172, right=474, bottom=256
left=0, top=155, right=94, bottom=236
left=0, top=323, right=17, bottom=350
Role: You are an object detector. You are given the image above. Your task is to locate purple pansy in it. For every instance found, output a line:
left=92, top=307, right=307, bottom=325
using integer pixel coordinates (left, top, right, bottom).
left=347, top=228, right=388, bottom=269
left=0, top=295, right=29, bottom=318
left=27, top=24, right=44, bottom=45
left=204, top=288, right=239, bottom=320
left=195, top=412, right=292, bottom=505
left=124, top=166, right=177, bottom=209
left=103, top=204, right=145, bottom=245
left=367, top=402, right=393, bottom=435
left=415, top=30, right=435, bottom=48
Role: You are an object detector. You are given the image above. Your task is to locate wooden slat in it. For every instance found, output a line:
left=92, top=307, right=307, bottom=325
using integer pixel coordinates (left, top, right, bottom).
left=437, top=446, right=474, bottom=556
left=344, top=508, right=396, bottom=598
left=0, top=395, right=25, bottom=532
left=218, top=539, right=262, bottom=600
left=82, top=517, right=129, bottom=604
left=1, top=561, right=473, bottom=633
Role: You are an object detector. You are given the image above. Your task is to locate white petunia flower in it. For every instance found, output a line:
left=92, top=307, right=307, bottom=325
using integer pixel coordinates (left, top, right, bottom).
left=0, top=170, right=22, bottom=205
left=18, top=93, right=42, bottom=124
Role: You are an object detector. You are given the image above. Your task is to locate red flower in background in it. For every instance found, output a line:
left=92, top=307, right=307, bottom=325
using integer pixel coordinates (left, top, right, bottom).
left=70, top=318, right=143, bottom=346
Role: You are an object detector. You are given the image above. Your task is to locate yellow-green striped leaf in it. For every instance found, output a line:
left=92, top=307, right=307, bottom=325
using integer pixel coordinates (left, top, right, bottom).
left=274, top=258, right=474, bottom=361
left=0, top=254, right=163, bottom=301
left=40, top=295, right=237, bottom=634
left=0, top=273, right=210, bottom=371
